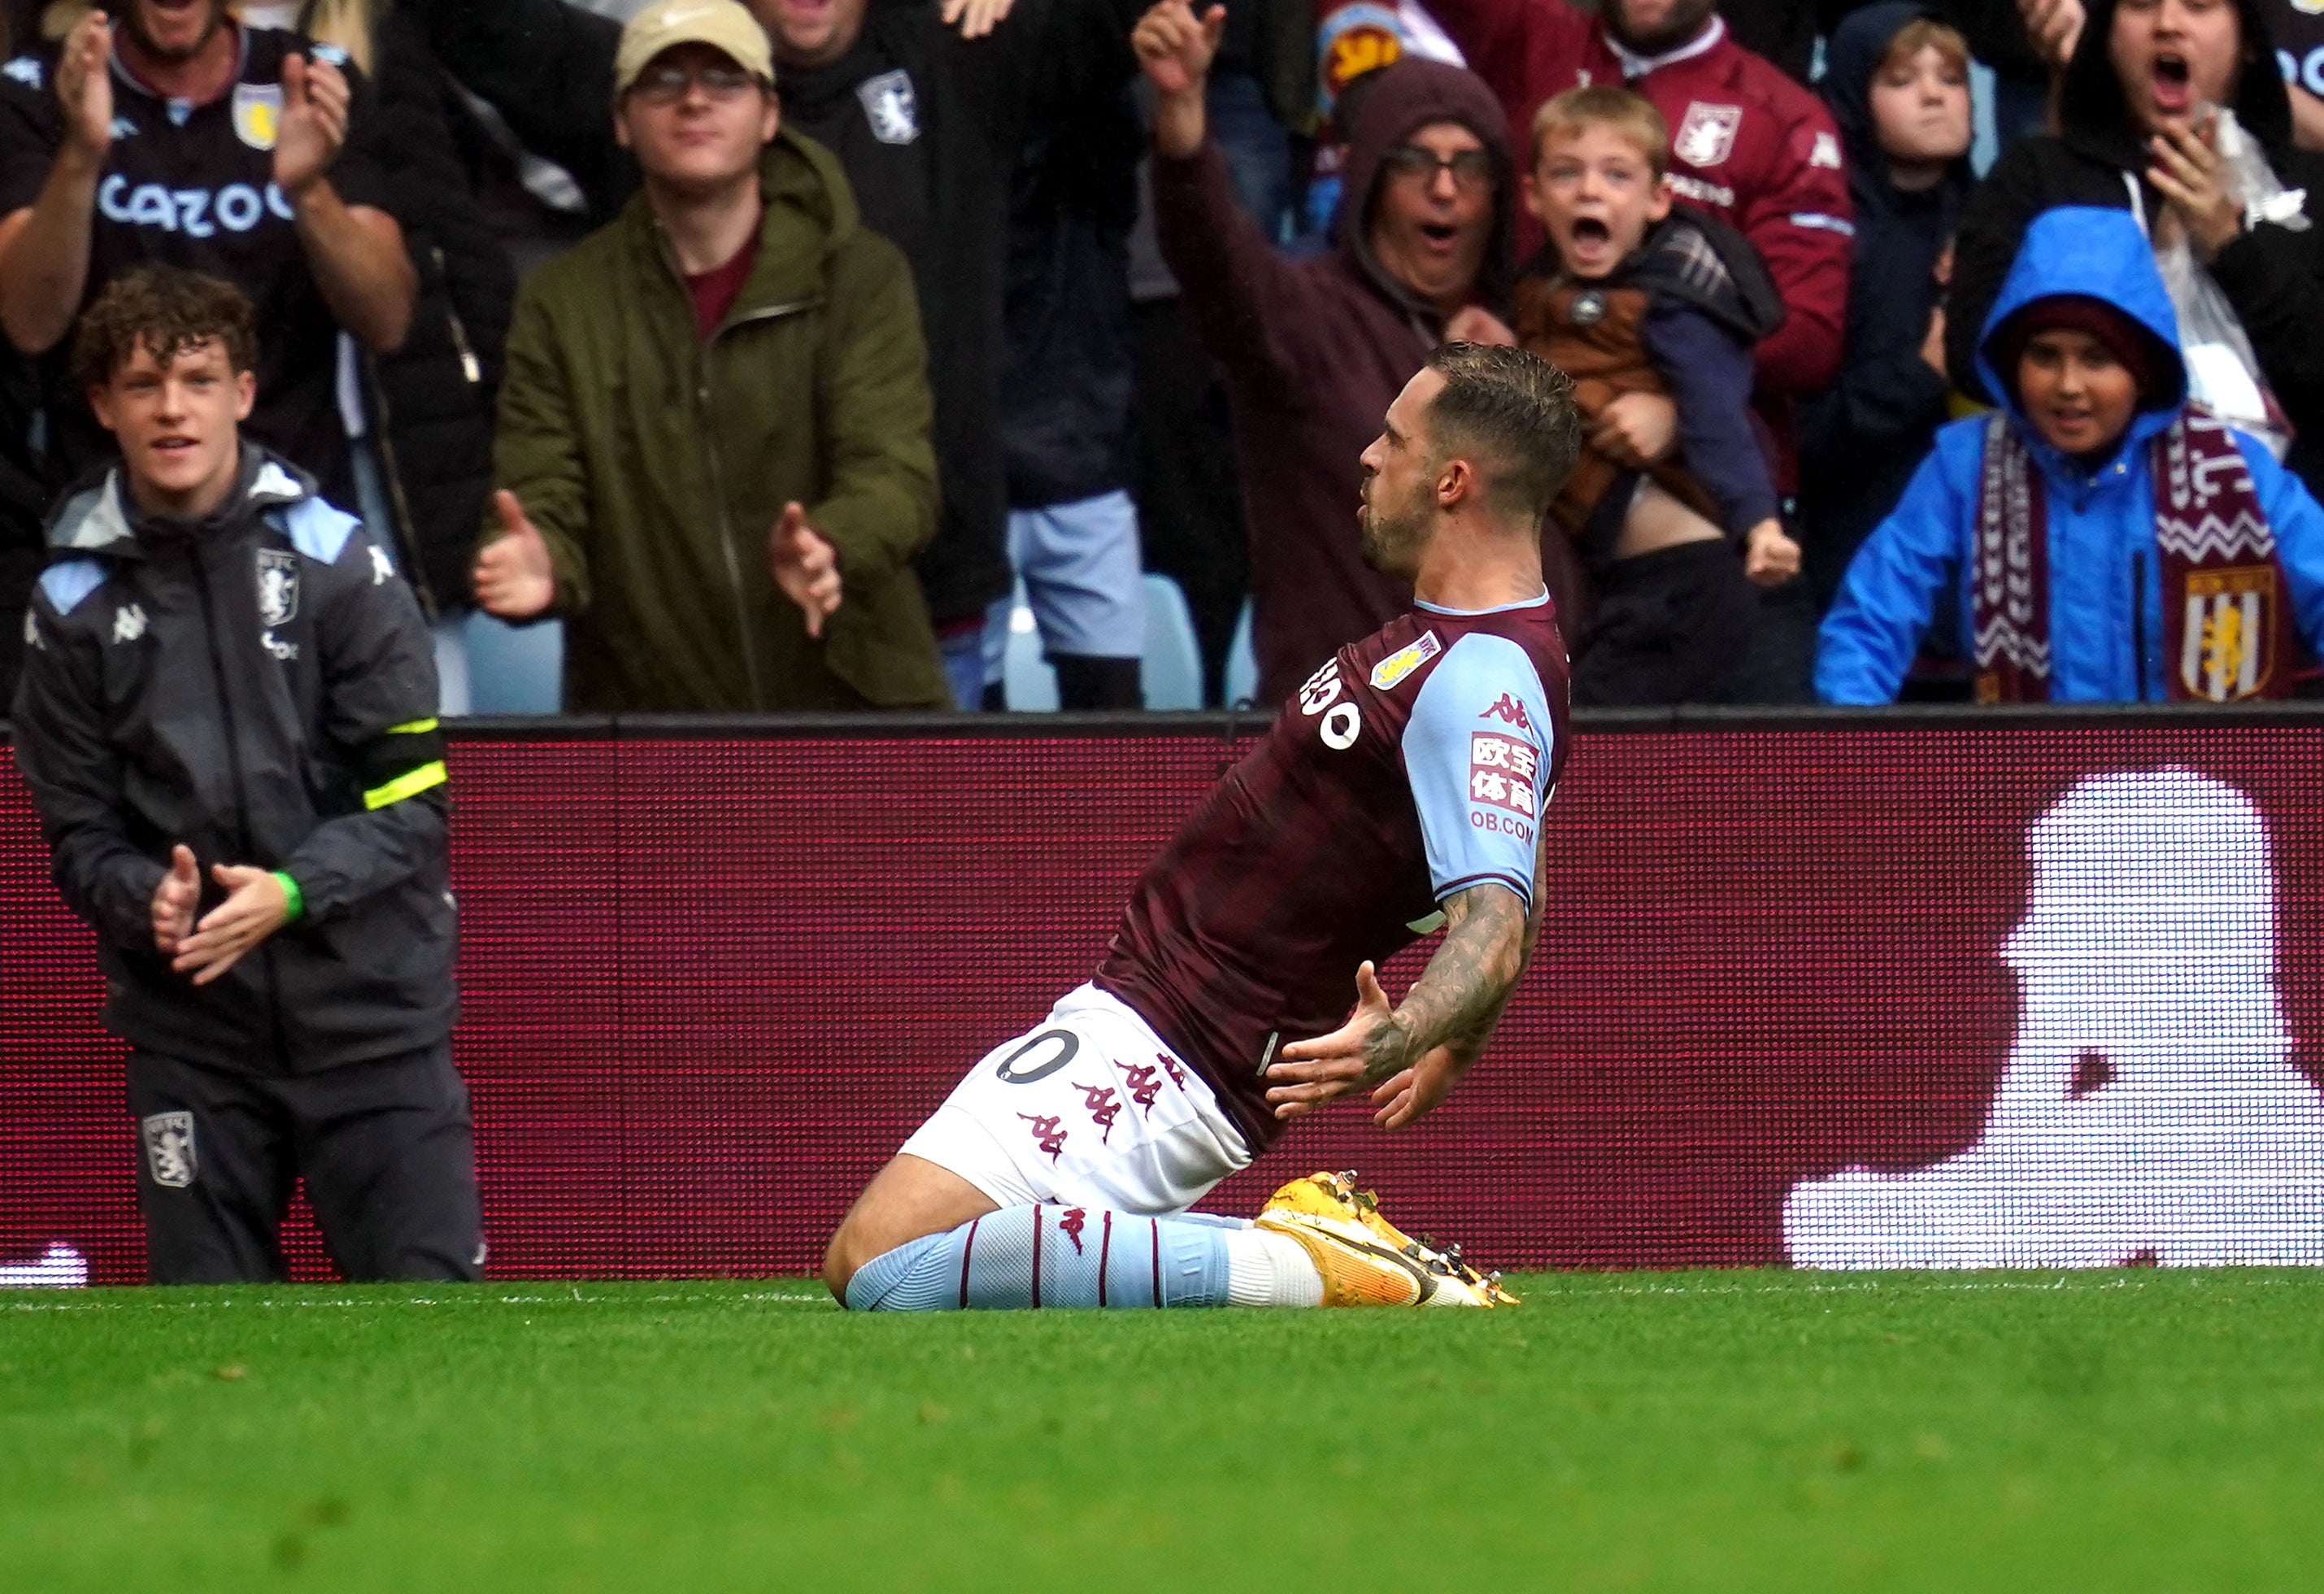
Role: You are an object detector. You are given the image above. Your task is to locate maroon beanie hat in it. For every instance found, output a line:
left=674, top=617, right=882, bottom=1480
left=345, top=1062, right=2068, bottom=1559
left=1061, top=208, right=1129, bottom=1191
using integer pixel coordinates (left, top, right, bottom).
left=1989, top=293, right=2179, bottom=412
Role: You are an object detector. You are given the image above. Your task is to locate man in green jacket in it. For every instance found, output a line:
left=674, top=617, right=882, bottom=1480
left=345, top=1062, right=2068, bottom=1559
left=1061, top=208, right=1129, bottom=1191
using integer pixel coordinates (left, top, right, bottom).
left=472, top=0, right=948, bottom=712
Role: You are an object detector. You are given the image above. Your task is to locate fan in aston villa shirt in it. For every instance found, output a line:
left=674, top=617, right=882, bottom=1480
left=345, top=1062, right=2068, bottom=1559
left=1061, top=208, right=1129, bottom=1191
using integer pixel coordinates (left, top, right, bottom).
left=824, top=342, right=1580, bottom=1315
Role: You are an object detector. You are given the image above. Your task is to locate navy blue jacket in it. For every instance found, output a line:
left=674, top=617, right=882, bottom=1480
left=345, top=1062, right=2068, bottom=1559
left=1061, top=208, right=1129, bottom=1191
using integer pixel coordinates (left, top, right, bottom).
left=1798, top=2, right=1972, bottom=604
left=11, top=448, right=455, bottom=1073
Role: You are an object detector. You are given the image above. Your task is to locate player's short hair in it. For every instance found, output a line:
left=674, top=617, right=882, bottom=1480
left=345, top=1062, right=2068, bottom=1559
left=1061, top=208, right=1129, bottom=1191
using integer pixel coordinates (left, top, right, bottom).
left=1878, top=16, right=1970, bottom=79
left=1421, top=342, right=1582, bottom=525
left=1529, top=85, right=1668, bottom=177
left=71, top=264, right=258, bottom=394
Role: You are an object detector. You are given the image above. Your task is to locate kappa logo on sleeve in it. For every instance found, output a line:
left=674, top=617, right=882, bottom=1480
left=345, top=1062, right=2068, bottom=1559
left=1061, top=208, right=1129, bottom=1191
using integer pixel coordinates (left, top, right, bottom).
left=1478, top=692, right=1531, bottom=729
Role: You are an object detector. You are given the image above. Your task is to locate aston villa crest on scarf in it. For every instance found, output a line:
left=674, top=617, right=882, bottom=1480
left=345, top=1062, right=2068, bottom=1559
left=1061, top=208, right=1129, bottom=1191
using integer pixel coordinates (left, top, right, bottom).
left=2182, top=565, right=2278, bottom=700
left=257, top=548, right=298, bottom=628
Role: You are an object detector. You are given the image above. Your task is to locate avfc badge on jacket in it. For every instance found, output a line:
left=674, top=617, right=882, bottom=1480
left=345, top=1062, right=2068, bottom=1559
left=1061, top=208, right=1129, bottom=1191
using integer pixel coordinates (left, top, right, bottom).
left=257, top=548, right=299, bottom=628
left=233, top=81, right=283, bottom=150
left=1673, top=102, right=1742, bottom=169
left=141, top=1111, right=196, bottom=1189
left=2183, top=566, right=2278, bottom=700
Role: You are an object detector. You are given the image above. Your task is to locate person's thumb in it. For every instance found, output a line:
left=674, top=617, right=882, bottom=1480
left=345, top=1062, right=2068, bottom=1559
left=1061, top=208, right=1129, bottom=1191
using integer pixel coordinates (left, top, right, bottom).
left=1356, top=959, right=1387, bottom=1010
left=1200, top=3, right=1226, bottom=44
left=493, top=489, right=532, bottom=539
left=283, top=50, right=307, bottom=103
left=171, top=844, right=198, bottom=883
left=777, top=501, right=808, bottom=542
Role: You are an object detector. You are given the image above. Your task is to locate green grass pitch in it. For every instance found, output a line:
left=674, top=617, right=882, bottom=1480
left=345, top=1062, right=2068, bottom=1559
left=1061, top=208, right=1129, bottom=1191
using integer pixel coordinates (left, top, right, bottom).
left=7, top=1269, right=2323, bottom=1591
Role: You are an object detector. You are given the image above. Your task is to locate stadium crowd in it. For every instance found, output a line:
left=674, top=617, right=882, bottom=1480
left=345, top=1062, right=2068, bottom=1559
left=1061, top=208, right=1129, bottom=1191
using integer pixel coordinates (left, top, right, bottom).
left=7, top=0, right=2324, bottom=714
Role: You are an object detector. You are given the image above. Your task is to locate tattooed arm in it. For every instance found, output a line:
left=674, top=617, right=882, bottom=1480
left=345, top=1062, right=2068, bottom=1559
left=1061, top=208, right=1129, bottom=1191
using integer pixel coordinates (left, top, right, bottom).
left=1264, top=833, right=1549, bottom=1129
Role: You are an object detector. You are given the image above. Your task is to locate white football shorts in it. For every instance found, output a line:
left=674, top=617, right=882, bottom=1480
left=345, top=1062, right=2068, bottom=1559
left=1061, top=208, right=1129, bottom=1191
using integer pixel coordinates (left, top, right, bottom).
left=898, top=983, right=1253, bottom=1215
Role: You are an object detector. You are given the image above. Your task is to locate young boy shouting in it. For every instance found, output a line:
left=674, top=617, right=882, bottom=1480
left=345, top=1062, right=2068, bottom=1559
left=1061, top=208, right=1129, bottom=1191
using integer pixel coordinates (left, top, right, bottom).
left=11, top=265, right=481, bottom=1282
left=1512, top=85, right=1800, bottom=707
left=1817, top=207, right=2324, bottom=703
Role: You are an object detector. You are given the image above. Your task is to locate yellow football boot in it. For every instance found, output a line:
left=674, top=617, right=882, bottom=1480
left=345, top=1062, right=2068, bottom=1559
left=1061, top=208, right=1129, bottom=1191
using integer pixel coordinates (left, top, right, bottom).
left=1256, top=1171, right=1521, bottom=1308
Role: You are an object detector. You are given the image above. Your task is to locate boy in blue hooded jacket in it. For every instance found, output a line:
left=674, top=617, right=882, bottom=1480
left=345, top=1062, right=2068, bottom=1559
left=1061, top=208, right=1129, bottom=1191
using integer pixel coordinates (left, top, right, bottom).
left=1817, top=206, right=2324, bottom=703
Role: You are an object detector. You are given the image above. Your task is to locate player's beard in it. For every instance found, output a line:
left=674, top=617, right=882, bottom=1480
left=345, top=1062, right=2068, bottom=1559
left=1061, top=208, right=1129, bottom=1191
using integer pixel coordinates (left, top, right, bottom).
left=1359, top=490, right=1430, bottom=578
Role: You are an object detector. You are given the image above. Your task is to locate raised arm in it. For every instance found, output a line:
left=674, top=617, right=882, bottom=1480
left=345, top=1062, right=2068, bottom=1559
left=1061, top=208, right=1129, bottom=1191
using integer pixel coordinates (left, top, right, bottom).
left=1138, top=1, right=1350, bottom=390
left=0, top=14, right=112, bottom=355
left=276, top=53, right=415, bottom=355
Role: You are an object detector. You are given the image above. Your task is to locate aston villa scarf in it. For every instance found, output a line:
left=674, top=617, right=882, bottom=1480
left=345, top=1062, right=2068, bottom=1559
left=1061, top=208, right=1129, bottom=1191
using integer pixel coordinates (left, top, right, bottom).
left=1970, top=411, right=2291, bottom=702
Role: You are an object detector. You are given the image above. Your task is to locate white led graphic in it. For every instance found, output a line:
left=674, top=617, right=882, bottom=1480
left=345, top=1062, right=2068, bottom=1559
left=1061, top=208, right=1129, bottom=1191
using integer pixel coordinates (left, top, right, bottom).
left=1786, top=768, right=2324, bottom=1268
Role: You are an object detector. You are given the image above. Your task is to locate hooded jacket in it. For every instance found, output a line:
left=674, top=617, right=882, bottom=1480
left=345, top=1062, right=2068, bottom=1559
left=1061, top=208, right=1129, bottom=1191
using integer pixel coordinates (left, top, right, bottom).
left=1945, top=0, right=2324, bottom=497
left=1800, top=2, right=1974, bottom=603
left=1151, top=58, right=1514, bottom=703
left=10, top=446, right=456, bottom=1074
left=1818, top=207, right=2324, bottom=702
left=491, top=128, right=947, bottom=713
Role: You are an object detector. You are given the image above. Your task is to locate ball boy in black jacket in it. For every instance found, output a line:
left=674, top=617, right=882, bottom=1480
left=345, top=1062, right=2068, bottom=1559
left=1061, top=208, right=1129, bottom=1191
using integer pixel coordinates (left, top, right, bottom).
left=11, top=266, right=481, bottom=1284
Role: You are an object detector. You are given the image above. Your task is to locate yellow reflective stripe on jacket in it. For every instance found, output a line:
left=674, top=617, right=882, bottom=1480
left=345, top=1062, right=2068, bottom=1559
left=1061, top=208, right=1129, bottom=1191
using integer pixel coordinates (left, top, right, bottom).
left=363, top=760, right=448, bottom=811
left=385, top=717, right=439, bottom=736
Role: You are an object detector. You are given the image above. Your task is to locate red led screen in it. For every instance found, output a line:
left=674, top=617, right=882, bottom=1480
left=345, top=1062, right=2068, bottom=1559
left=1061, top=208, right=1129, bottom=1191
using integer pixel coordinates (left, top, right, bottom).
left=6, top=718, right=2324, bottom=1285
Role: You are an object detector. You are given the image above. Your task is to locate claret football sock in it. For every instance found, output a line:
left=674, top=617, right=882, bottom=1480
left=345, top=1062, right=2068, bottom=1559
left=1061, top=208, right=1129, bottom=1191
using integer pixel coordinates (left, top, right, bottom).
left=844, top=1204, right=1234, bottom=1311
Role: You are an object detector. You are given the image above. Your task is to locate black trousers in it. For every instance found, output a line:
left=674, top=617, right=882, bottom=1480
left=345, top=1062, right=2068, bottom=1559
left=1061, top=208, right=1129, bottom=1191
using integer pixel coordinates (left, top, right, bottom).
left=127, top=1041, right=484, bottom=1285
left=1570, top=540, right=1760, bottom=709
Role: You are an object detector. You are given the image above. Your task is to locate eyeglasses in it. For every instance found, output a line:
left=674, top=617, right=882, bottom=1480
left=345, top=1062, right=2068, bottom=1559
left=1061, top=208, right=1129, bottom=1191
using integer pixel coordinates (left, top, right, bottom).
left=1382, top=146, right=1496, bottom=193
left=631, top=63, right=765, bottom=105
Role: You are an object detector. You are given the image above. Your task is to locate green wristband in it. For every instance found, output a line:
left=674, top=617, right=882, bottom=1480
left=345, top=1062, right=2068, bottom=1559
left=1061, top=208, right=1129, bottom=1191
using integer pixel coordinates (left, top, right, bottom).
left=271, top=870, right=306, bottom=924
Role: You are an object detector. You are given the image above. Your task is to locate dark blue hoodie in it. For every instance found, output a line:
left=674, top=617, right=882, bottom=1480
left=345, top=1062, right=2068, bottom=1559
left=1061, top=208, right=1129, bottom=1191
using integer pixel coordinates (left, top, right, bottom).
left=1798, top=2, right=1974, bottom=607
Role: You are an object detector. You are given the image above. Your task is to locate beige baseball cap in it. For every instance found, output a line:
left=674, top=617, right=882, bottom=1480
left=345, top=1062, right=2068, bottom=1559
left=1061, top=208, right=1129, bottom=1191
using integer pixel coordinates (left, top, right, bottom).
left=613, top=0, right=776, bottom=97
